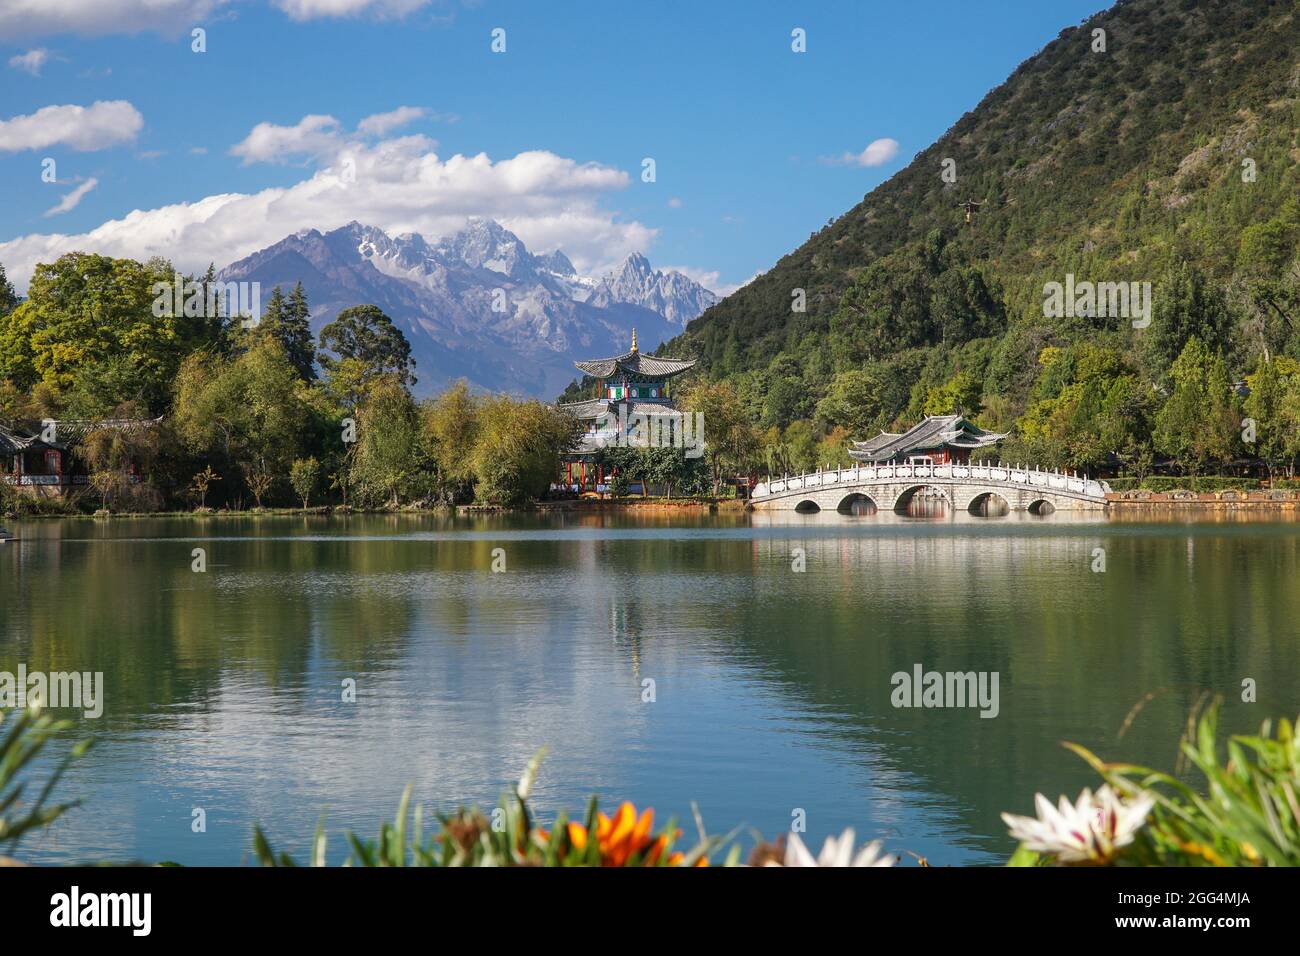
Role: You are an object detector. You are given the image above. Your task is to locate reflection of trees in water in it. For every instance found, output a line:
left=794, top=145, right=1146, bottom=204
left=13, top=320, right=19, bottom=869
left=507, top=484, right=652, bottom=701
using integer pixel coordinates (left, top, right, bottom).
left=732, top=531, right=1300, bottom=853
left=8, top=516, right=1300, bottom=858
left=0, top=524, right=427, bottom=729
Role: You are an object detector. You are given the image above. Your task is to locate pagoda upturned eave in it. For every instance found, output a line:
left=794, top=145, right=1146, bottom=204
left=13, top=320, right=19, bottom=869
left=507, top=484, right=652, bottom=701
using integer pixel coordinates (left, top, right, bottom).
left=573, top=349, right=696, bottom=380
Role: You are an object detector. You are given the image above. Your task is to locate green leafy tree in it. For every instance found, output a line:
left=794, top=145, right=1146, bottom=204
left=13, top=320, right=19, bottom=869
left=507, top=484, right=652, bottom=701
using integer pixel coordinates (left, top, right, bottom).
left=0, top=261, right=17, bottom=316
left=419, top=381, right=480, bottom=504
left=0, top=253, right=205, bottom=412
left=1147, top=261, right=1234, bottom=378
left=781, top=420, right=819, bottom=474
left=173, top=337, right=310, bottom=507
left=1153, top=337, right=1238, bottom=475
left=923, top=371, right=983, bottom=416
left=470, top=397, right=576, bottom=507
left=290, top=457, right=322, bottom=508
left=350, top=380, right=422, bottom=507
left=318, top=305, right=415, bottom=408
left=1242, top=355, right=1294, bottom=477
left=814, top=368, right=886, bottom=435
left=678, top=379, right=755, bottom=495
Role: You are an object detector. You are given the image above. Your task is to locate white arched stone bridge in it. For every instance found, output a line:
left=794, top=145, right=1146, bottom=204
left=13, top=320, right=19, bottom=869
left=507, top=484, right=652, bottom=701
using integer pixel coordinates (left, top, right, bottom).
left=750, top=462, right=1111, bottom=514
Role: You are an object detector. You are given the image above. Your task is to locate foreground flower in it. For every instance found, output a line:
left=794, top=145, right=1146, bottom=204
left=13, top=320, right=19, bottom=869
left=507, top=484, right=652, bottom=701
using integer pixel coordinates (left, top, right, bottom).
left=768, top=828, right=895, bottom=867
left=1001, top=785, right=1156, bottom=864
left=560, top=802, right=704, bottom=866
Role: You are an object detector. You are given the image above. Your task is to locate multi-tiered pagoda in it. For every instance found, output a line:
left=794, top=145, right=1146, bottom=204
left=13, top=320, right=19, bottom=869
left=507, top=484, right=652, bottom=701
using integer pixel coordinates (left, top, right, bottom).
left=558, top=331, right=696, bottom=491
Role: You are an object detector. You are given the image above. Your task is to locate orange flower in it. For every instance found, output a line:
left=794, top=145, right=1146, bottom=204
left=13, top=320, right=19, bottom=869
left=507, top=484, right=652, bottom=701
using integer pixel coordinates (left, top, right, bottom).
left=562, top=802, right=702, bottom=866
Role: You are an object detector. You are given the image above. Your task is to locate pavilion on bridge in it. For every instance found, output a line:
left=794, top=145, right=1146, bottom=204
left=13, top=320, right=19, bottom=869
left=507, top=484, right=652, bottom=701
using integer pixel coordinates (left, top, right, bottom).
left=850, top=414, right=1006, bottom=466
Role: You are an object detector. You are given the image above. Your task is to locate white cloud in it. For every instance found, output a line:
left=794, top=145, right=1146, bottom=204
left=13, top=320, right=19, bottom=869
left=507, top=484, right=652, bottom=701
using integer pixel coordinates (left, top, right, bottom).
left=43, top=177, right=99, bottom=217
left=822, top=137, right=901, bottom=168
left=0, top=0, right=227, bottom=38
left=357, top=106, right=427, bottom=137
left=8, top=48, right=50, bottom=76
left=233, top=109, right=457, bottom=162
left=667, top=196, right=682, bottom=209
left=229, top=114, right=343, bottom=164
left=0, top=132, right=657, bottom=292
left=272, top=0, right=432, bottom=20
left=0, top=101, right=144, bottom=152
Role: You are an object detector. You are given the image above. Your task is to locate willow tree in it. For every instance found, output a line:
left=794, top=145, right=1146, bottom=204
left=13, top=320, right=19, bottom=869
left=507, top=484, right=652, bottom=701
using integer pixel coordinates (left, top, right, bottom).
left=419, top=381, right=480, bottom=505
left=469, top=397, right=576, bottom=507
left=350, top=378, right=422, bottom=508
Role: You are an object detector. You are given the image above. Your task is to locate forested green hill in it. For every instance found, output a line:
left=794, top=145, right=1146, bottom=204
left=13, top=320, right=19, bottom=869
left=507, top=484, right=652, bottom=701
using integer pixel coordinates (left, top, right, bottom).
left=661, top=0, right=1300, bottom=475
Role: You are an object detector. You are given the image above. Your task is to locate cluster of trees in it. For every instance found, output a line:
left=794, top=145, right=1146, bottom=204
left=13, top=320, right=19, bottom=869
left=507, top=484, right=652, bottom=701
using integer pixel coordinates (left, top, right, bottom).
left=0, top=253, right=577, bottom=511
left=647, top=205, right=1300, bottom=481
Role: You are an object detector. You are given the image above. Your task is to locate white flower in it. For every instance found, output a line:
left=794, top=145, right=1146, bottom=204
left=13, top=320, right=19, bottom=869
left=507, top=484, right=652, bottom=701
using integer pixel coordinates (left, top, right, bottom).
left=772, top=828, right=895, bottom=867
left=1002, top=785, right=1156, bottom=864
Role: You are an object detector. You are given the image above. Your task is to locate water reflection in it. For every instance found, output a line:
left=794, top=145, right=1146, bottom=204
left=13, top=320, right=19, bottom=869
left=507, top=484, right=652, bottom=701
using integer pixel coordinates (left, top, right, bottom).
left=1, top=513, right=1297, bottom=866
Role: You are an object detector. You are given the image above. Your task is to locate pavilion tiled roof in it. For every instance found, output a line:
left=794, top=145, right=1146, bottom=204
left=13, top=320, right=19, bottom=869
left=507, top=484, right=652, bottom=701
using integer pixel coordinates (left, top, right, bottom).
left=0, top=417, right=163, bottom=450
left=573, top=349, right=696, bottom=379
left=849, top=415, right=1006, bottom=462
left=0, top=423, right=36, bottom=455
left=559, top=398, right=613, bottom=419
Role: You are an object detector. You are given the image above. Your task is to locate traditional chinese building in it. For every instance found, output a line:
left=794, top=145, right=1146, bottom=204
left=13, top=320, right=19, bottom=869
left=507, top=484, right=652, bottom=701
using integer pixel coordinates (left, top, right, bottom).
left=0, top=417, right=161, bottom=497
left=557, top=331, right=696, bottom=491
left=849, top=415, right=1006, bottom=465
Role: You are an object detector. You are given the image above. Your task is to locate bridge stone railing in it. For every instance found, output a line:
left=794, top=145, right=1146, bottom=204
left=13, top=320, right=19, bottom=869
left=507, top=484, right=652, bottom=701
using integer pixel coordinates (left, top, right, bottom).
left=752, top=462, right=1110, bottom=502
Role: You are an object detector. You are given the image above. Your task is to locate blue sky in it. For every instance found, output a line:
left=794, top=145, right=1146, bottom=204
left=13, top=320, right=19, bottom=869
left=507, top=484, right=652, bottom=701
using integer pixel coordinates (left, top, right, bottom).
left=0, top=0, right=1107, bottom=293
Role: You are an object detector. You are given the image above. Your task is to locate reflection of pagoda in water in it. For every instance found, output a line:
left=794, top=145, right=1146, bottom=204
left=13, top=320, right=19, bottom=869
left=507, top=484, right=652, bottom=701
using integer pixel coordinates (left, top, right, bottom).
left=608, top=597, right=644, bottom=680
left=558, top=330, right=696, bottom=491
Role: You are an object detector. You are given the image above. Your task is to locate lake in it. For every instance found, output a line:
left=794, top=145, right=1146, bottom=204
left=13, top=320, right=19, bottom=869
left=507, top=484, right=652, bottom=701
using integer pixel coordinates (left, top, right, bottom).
left=2, top=510, right=1297, bottom=865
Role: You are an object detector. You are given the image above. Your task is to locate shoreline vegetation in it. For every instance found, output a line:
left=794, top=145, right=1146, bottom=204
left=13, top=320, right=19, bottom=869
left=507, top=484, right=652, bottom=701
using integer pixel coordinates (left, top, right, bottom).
left=3, top=699, right=1296, bottom=867
left=3, top=496, right=752, bottom=520
left=6, top=248, right=1300, bottom=525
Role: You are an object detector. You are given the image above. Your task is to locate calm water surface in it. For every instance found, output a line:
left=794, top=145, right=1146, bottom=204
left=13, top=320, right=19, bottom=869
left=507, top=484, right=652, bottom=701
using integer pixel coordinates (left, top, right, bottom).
left=2, top=510, right=1298, bottom=865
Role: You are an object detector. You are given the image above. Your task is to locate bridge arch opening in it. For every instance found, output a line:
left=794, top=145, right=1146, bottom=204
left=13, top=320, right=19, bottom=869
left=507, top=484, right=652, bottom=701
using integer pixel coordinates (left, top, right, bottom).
left=968, top=492, right=1010, bottom=517
left=836, top=492, right=878, bottom=516
left=794, top=499, right=821, bottom=514
left=893, top=485, right=950, bottom=517
left=1028, top=499, right=1055, bottom=516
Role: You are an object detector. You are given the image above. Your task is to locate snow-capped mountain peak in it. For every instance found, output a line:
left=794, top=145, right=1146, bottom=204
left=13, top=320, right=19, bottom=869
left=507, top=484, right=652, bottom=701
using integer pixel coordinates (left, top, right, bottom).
left=588, top=251, right=718, bottom=326
left=216, top=218, right=718, bottom=397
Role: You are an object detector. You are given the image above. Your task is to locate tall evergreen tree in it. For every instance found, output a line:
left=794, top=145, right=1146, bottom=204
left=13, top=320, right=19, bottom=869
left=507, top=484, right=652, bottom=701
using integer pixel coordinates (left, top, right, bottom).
left=282, top=282, right=317, bottom=381
left=248, top=284, right=314, bottom=381
left=260, top=285, right=287, bottom=330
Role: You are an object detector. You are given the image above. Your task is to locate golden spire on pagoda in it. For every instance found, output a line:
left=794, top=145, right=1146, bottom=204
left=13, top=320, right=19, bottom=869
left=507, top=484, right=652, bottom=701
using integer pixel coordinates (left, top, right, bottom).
left=630, top=328, right=638, bottom=353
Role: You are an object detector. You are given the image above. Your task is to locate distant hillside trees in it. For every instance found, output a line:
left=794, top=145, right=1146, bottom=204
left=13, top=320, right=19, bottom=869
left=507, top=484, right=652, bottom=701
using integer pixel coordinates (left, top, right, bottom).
left=655, top=0, right=1300, bottom=480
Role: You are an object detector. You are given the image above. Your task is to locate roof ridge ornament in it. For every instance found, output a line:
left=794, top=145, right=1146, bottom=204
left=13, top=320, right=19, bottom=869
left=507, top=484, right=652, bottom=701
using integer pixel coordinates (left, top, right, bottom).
left=630, top=328, right=638, bottom=353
